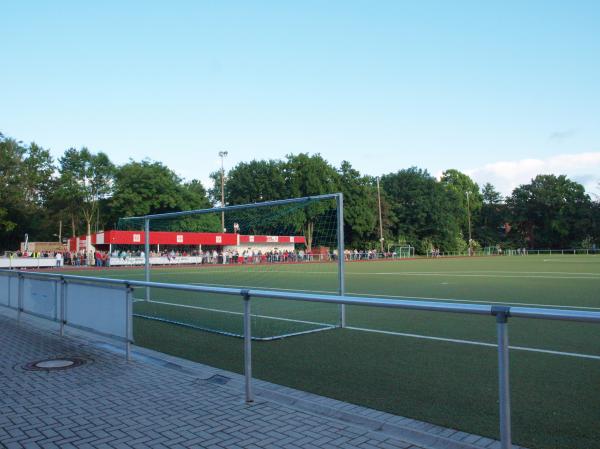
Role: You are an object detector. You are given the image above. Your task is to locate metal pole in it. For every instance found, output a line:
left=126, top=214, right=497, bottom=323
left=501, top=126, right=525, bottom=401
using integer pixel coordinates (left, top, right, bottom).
left=54, top=279, right=59, bottom=321
left=60, top=278, right=66, bottom=336
left=466, top=191, right=472, bottom=256
left=376, top=177, right=384, bottom=255
left=144, top=218, right=150, bottom=301
left=494, top=307, right=512, bottom=449
left=17, top=274, right=23, bottom=323
left=336, top=193, right=346, bottom=327
left=243, top=290, right=253, bottom=403
left=125, top=285, right=133, bottom=361
left=218, top=151, right=228, bottom=231
left=137, top=193, right=340, bottom=221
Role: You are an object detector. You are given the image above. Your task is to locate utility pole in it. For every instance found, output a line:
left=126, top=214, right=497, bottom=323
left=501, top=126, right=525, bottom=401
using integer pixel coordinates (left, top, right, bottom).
left=218, top=151, right=228, bottom=231
left=466, top=191, right=472, bottom=256
left=58, top=220, right=62, bottom=243
left=376, top=177, right=384, bottom=254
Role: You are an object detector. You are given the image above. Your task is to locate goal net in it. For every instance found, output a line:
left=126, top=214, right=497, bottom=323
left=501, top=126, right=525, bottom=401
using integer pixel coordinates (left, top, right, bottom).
left=390, top=245, right=415, bottom=258
left=116, top=194, right=345, bottom=340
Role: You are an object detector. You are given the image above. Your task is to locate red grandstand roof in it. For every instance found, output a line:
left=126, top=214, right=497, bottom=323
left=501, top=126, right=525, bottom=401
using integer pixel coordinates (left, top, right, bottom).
left=68, top=230, right=306, bottom=249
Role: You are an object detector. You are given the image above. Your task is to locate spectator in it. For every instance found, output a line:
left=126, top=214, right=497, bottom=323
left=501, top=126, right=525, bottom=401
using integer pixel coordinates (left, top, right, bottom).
left=55, top=252, right=63, bottom=268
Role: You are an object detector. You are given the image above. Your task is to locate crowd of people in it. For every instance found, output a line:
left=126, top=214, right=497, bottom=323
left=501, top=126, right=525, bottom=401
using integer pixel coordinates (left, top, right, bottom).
left=4, top=246, right=404, bottom=269
left=119, top=247, right=399, bottom=264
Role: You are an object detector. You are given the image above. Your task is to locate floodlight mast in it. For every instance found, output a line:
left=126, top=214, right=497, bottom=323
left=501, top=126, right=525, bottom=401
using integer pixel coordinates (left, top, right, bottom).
left=218, top=151, right=228, bottom=231
left=466, top=191, right=472, bottom=256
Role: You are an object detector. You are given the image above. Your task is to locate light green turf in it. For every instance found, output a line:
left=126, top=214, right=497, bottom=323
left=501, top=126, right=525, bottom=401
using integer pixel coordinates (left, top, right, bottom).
left=62, top=255, right=600, bottom=449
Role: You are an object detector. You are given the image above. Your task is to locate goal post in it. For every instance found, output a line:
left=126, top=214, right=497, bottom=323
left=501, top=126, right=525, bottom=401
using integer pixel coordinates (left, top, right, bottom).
left=116, top=193, right=346, bottom=338
left=389, top=245, right=415, bottom=258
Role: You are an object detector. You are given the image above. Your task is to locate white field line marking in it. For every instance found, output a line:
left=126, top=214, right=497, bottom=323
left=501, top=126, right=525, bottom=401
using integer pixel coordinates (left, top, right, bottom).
left=346, top=327, right=600, bottom=361
left=544, top=259, right=600, bottom=263
left=137, top=298, right=600, bottom=360
left=160, top=269, right=600, bottom=280
left=139, top=299, right=335, bottom=328
left=188, top=281, right=600, bottom=311
left=351, top=272, right=600, bottom=280
left=106, top=266, right=600, bottom=278
left=401, top=270, right=600, bottom=276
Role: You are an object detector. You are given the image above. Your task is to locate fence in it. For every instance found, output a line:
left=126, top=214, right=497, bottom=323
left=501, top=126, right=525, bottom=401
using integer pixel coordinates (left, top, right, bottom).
left=0, top=269, right=133, bottom=359
left=429, top=248, right=599, bottom=257
left=2, top=269, right=599, bottom=449
left=0, top=257, right=58, bottom=269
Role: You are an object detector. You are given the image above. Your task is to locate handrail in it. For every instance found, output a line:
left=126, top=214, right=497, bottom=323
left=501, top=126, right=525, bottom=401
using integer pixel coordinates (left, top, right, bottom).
left=2, top=267, right=599, bottom=449
left=0, top=269, right=133, bottom=359
left=2, top=269, right=599, bottom=322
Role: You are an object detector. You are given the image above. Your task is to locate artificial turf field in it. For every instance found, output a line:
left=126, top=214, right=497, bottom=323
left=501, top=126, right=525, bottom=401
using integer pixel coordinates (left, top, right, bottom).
left=64, top=255, right=600, bottom=449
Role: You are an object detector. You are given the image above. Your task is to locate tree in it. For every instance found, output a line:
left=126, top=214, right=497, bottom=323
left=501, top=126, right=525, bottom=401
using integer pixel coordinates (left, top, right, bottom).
left=0, top=134, right=55, bottom=249
left=216, top=154, right=339, bottom=250
left=57, top=148, right=114, bottom=252
left=506, top=175, right=592, bottom=248
left=111, top=160, right=219, bottom=232
left=440, top=169, right=482, bottom=244
left=477, top=183, right=507, bottom=247
left=380, top=167, right=461, bottom=253
left=219, top=159, right=287, bottom=205
left=338, top=161, right=378, bottom=247
left=282, top=154, right=340, bottom=250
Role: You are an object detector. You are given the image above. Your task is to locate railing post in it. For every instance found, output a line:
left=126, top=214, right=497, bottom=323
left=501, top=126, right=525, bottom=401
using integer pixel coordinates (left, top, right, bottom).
left=144, top=218, right=151, bottom=301
left=336, top=193, right=346, bottom=328
left=492, top=306, right=512, bottom=449
left=53, top=279, right=59, bottom=321
left=125, top=284, right=133, bottom=361
left=242, top=289, right=254, bottom=403
left=17, top=273, right=23, bottom=323
left=60, top=277, right=67, bottom=336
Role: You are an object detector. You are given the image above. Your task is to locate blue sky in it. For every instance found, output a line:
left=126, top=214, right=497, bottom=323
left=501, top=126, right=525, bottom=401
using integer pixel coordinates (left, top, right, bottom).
left=2, top=1, right=599, bottom=196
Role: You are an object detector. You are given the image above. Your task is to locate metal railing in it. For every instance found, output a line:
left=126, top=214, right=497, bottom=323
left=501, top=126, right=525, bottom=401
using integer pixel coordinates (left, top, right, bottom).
left=0, top=257, right=58, bottom=269
left=0, top=270, right=133, bottom=359
left=2, top=269, right=599, bottom=449
left=429, top=248, right=599, bottom=257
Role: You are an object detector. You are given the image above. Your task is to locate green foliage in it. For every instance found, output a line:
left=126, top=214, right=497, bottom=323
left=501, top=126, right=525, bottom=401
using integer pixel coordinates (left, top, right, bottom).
left=113, top=160, right=219, bottom=232
left=0, top=134, right=55, bottom=249
left=219, top=154, right=340, bottom=250
left=476, top=183, right=507, bottom=247
left=57, top=147, right=115, bottom=237
left=2, top=129, right=599, bottom=253
left=380, top=167, right=462, bottom=253
left=222, top=159, right=286, bottom=204
left=338, top=162, right=378, bottom=247
left=506, top=174, right=592, bottom=248
left=440, top=169, right=482, bottom=240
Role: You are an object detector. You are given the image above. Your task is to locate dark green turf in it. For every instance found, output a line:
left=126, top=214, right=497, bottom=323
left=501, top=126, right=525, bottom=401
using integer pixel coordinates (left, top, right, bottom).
left=63, top=255, right=600, bottom=449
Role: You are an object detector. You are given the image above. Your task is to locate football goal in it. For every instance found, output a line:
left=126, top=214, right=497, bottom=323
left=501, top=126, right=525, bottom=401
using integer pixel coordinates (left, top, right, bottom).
left=390, top=245, right=415, bottom=258
left=116, top=194, right=346, bottom=340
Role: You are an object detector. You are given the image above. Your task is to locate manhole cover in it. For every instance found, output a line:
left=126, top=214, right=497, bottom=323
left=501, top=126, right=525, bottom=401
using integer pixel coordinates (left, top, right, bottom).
left=23, top=357, right=86, bottom=372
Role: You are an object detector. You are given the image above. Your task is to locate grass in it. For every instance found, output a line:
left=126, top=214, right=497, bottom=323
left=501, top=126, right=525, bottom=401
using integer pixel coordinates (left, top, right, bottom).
left=63, top=255, right=600, bottom=449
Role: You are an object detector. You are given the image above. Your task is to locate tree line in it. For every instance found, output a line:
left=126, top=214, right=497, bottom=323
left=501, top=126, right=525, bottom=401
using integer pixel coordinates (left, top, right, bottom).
left=1, top=132, right=599, bottom=253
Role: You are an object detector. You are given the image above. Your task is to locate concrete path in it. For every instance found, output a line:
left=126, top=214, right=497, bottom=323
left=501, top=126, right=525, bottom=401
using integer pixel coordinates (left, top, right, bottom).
left=0, top=310, right=516, bottom=449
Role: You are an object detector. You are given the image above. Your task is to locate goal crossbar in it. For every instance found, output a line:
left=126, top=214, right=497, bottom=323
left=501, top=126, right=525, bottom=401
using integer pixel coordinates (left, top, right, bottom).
left=125, top=193, right=342, bottom=221
left=119, top=192, right=347, bottom=330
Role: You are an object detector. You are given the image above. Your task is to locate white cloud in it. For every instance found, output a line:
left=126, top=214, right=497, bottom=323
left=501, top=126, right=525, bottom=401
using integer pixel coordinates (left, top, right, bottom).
left=465, top=152, right=600, bottom=197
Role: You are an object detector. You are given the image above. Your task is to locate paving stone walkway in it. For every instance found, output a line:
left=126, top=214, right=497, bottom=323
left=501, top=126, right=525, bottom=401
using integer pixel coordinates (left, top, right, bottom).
left=0, top=310, right=513, bottom=449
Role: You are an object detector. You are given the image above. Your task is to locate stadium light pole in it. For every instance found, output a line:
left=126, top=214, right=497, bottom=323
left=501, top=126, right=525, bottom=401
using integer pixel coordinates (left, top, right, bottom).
left=218, top=151, right=228, bottom=231
left=376, top=177, right=384, bottom=254
left=466, top=191, right=472, bottom=256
